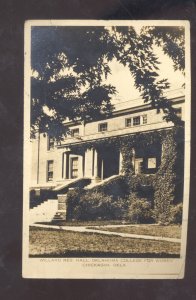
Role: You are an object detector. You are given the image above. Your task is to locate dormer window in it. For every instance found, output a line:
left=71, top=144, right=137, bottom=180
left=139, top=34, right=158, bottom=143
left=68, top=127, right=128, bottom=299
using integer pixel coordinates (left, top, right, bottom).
left=71, top=128, right=79, bottom=137
left=133, top=116, right=140, bottom=126
left=142, top=114, right=147, bottom=124
left=98, top=122, right=108, bottom=132
left=125, top=118, right=132, bottom=127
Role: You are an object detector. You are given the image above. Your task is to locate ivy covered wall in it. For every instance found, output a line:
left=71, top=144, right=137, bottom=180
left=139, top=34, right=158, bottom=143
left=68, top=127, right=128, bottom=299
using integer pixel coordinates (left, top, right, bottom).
left=70, top=126, right=184, bottom=223
left=120, top=127, right=184, bottom=223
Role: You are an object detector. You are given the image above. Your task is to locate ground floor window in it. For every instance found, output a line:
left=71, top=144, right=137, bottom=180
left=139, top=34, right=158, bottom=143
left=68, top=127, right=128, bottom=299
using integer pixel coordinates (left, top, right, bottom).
left=135, top=158, right=143, bottom=174
left=134, top=157, right=157, bottom=174
left=47, top=160, right=54, bottom=181
left=71, top=157, right=79, bottom=178
left=147, top=157, right=157, bottom=169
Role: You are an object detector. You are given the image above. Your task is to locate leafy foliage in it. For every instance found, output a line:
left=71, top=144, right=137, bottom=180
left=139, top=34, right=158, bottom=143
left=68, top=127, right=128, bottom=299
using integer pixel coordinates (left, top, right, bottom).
left=66, top=190, right=128, bottom=221
left=147, top=26, right=185, bottom=73
left=89, top=175, right=129, bottom=200
left=31, top=26, right=185, bottom=139
left=126, top=193, right=154, bottom=224
left=66, top=188, right=84, bottom=221
left=153, top=130, right=178, bottom=224
left=66, top=126, right=183, bottom=224
left=169, top=203, right=183, bottom=224
left=100, top=127, right=183, bottom=224
left=70, top=127, right=184, bottom=224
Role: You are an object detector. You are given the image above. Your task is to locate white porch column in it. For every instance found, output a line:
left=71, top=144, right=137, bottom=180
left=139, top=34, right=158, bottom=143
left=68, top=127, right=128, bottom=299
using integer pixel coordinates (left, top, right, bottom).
left=94, top=149, right=98, bottom=178
left=85, top=149, right=93, bottom=177
left=55, top=150, right=64, bottom=181
left=62, top=152, right=66, bottom=179
left=101, top=158, right=104, bottom=180
left=131, top=148, right=136, bottom=172
left=119, top=150, right=124, bottom=175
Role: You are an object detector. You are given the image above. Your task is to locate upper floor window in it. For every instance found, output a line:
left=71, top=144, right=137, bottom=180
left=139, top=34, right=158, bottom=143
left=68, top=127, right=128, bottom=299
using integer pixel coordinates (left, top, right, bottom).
left=47, top=160, right=54, bottom=181
left=125, top=118, right=132, bottom=127
left=48, top=136, right=54, bottom=150
left=98, top=122, right=108, bottom=132
left=71, top=128, right=80, bottom=137
left=142, top=114, right=147, bottom=124
left=133, top=116, right=140, bottom=126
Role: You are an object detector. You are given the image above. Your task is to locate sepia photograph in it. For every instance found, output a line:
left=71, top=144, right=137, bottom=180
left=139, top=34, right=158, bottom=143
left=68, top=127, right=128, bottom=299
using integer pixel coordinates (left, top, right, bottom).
left=23, top=20, right=190, bottom=279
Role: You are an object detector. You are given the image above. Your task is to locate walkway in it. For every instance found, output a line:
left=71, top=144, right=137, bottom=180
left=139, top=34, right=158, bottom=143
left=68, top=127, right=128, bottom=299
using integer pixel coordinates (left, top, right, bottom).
left=31, top=223, right=181, bottom=244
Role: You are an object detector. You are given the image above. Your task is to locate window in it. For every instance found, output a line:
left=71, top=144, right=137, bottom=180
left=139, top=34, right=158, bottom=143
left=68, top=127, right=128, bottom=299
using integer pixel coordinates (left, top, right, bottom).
left=142, top=114, right=147, bottom=124
left=148, top=157, right=156, bottom=169
left=71, top=128, right=79, bottom=137
left=125, top=118, right=132, bottom=127
left=48, top=136, right=54, bottom=150
left=133, top=116, right=140, bottom=126
left=98, top=122, right=108, bottom=132
left=135, top=158, right=143, bottom=174
left=71, top=157, right=78, bottom=178
left=47, top=160, right=54, bottom=181
left=126, top=115, right=147, bottom=127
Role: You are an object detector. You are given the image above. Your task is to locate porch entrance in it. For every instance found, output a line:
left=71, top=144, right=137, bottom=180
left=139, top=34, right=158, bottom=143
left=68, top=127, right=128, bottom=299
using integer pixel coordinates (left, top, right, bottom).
left=97, top=147, right=120, bottom=180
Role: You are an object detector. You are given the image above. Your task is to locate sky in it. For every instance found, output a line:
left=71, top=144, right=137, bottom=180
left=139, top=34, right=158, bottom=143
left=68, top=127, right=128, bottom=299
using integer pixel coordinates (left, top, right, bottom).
left=32, top=26, right=185, bottom=114
left=106, top=45, right=185, bottom=105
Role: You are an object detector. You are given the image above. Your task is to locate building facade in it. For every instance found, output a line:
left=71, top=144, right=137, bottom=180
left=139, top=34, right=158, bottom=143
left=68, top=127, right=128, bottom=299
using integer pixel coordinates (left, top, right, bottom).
left=30, top=89, right=185, bottom=192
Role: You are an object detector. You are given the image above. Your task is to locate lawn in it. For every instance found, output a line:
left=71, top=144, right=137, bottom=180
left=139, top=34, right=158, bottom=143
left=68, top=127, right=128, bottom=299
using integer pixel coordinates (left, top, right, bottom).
left=88, top=225, right=182, bottom=239
left=29, top=226, right=181, bottom=258
left=38, top=220, right=128, bottom=227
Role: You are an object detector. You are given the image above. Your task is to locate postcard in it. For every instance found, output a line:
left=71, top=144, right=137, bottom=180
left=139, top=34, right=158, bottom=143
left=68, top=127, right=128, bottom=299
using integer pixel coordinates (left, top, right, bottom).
left=23, top=20, right=190, bottom=279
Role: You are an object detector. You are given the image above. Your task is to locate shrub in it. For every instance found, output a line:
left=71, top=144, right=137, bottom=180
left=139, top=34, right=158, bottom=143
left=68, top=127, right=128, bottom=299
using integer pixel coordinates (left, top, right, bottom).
left=169, top=203, right=183, bottom=224
left=126, top=193, right=154, bottom=224
left=128, top=174, right=155, bottom=192
left=66, top=188, right=84, bottom=220
left=90, top=175, right=129, bottom=200
left=67, top=190, right=129, bottom=221
left=77, top=191, right=113, bottom=221
left=66, top=186, right=129, bottom=221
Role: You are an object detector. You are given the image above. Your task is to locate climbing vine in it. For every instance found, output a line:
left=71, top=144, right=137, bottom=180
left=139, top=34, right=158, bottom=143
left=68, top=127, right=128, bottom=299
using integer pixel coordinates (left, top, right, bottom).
left=70, top=126, right=184, bottom=224
left=153, top=128, right=180, bottom=223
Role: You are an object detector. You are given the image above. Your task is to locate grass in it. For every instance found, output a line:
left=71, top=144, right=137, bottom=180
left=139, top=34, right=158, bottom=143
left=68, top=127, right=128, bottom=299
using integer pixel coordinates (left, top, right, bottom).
left=37, top=220, right=129, bottom=227
left=88, top=225, right=181, bottom=239
left=29, top=226, right=180, bottom=258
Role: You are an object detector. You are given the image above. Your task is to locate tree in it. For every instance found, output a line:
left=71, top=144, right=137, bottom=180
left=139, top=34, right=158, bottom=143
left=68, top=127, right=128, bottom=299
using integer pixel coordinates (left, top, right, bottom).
left=31, top=26, right=185, bottom=140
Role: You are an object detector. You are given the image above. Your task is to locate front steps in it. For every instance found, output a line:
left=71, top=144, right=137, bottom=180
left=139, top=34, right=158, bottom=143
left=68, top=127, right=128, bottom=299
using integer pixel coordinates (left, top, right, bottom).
left=29, top=199, right=58, bottom=224
left=52, top=211, right=67, bottom=222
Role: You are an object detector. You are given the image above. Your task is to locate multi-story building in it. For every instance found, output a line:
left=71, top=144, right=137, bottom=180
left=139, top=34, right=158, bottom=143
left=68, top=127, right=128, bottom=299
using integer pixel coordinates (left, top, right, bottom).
left=30, top=88, right=184, bottom=193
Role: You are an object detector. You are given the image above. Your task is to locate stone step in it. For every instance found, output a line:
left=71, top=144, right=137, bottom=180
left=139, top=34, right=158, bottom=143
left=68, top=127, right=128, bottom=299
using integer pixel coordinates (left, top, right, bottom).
left=29, top=198, right=58, bottom=224
left=52, top=211, right=66, bottom=221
